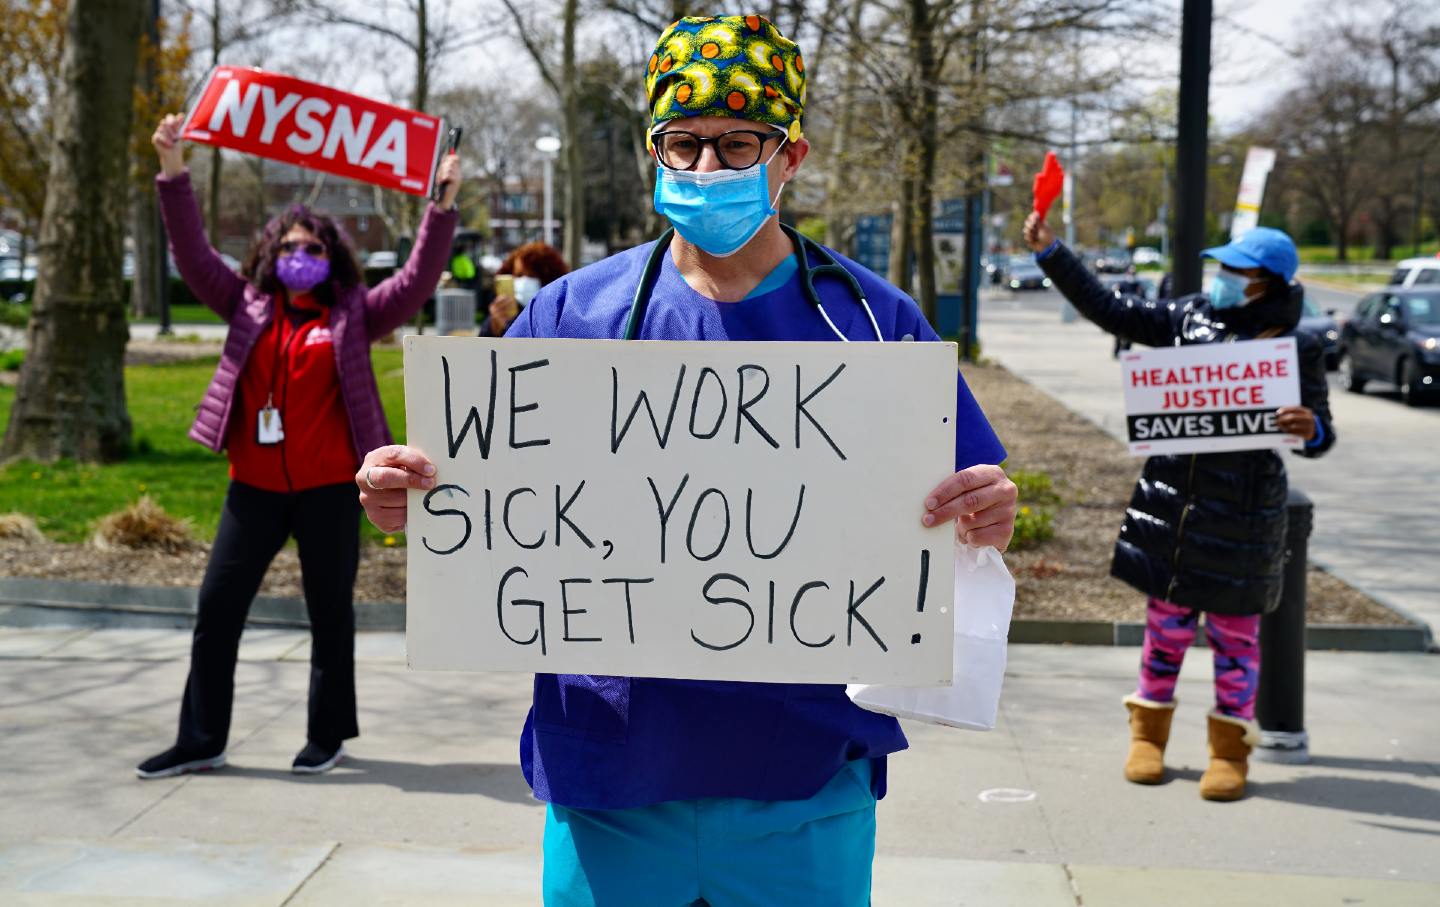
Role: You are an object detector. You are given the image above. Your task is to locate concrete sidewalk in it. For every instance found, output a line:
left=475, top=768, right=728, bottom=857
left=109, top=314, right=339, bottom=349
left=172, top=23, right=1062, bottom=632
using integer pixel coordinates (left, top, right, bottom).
left=976, top=290, right=1440, bottom=638
left=1, top=627, right=1437, bottom=904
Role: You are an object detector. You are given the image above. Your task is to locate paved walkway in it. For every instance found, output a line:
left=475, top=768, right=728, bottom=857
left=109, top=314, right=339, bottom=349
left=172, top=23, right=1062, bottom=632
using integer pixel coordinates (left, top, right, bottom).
left=977, top=289, right=1440, bottom=637
left=1, top=627, right=1437, bottom=903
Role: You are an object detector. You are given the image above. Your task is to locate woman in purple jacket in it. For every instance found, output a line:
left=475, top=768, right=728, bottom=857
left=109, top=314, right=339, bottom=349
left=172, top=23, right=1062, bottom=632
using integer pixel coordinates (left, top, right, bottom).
left=136, top=114, right=460, bottom=779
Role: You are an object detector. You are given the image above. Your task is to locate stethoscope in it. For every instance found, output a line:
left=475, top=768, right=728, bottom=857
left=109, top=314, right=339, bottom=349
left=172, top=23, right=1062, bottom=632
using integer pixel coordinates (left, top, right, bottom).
left=622, top=223, right=885, bottom=342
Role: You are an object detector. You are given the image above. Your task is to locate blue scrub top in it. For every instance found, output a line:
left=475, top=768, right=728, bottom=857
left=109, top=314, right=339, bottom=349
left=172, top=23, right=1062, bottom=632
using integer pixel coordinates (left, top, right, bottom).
left=506, top=240, right=1007, bottom=810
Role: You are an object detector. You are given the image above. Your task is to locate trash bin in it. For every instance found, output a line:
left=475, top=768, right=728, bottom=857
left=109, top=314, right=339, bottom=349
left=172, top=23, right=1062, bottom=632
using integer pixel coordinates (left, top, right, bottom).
left=435, top=288, right=477, bottom=337
left=1255, top=486, right=1312, bottom=764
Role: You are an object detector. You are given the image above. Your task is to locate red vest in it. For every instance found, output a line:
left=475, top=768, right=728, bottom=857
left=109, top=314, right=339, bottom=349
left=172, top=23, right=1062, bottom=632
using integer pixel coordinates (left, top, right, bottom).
left=227, top=293, right=358, bottom=492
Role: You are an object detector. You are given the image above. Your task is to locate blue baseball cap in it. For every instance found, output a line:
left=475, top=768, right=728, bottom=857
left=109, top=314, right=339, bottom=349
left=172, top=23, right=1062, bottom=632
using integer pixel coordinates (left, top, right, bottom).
left=1202, top=227, right=1299, bottom=283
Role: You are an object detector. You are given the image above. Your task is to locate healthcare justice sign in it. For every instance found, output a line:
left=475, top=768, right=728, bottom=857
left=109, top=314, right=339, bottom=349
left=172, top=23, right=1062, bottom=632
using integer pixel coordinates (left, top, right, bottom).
left=181, top=67, right=445, bottom=196
left=1121, top=340, right=1301, bottom=456
left=402, top=337, right=960, bottom=685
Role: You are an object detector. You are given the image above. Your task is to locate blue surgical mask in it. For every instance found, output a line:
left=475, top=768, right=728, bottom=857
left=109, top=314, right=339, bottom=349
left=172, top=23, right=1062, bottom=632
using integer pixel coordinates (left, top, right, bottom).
left=1208, top=270, right=1250, bottom=309
left=652, top=142, right=786, bottom=258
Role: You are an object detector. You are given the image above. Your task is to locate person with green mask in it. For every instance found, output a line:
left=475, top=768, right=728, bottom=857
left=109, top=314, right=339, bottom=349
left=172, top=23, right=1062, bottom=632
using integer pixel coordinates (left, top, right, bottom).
left=356, top=15, right=1019, bottom=904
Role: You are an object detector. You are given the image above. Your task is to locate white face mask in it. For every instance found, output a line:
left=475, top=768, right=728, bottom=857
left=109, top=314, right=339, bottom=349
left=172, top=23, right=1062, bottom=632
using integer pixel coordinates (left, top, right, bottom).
left=513, top=276, right=541, bottom=308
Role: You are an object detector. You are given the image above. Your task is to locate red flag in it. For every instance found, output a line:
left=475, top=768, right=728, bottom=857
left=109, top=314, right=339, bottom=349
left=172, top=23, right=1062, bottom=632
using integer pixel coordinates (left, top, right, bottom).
left=181, top=67, right=446, bottom=197
left=1032, top=151, right=1065, bottom=220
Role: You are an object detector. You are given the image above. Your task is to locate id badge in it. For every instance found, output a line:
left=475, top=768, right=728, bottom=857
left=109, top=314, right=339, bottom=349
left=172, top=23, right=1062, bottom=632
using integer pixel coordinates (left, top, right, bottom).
left=257, top=406, right=285, bottom=445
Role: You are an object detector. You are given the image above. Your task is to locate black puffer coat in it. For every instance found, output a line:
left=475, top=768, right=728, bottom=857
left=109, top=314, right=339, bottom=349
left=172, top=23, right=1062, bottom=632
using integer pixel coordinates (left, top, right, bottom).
left=1038, top=244, right=1336, bottom=615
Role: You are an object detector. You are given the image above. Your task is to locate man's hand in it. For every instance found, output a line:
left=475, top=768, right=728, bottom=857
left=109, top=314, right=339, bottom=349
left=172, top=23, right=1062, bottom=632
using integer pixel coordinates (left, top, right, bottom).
left=1276, top=405, right=1317, bottom=442
left=922, top=464, right=1019, bottom=551
left=356, top=445, right=437, bottom=532
left=152, top=113, right=187, bottom=178
left=1022, top=212, right=1056, bottom=253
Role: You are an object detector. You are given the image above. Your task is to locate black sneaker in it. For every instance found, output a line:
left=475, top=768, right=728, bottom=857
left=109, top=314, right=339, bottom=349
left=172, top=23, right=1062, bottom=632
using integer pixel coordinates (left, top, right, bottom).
left=291, top=740, right=346, bottom=775
left=135, top=746, right=226, bottom=780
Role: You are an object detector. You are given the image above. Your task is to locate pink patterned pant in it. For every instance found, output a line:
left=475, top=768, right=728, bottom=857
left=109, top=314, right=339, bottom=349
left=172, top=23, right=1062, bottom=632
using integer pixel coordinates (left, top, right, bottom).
left=1137, top=597, right=1260, bottom=719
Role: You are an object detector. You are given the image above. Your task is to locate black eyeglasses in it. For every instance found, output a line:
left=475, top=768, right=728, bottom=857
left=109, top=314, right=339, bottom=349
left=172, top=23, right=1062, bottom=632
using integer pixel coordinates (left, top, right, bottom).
left=652, top=129, right=787, bottom=172
left=279, top=240, right=326, bottom=256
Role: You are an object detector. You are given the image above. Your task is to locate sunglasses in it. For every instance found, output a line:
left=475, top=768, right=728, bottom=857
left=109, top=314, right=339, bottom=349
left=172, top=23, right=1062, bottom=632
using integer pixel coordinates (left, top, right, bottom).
left=279, top=240, right=326, bottom=256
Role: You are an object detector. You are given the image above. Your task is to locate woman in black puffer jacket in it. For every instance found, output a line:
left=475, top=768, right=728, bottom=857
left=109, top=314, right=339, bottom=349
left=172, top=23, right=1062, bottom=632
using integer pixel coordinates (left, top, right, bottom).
left=1024, top=214, right=1335, bottom=803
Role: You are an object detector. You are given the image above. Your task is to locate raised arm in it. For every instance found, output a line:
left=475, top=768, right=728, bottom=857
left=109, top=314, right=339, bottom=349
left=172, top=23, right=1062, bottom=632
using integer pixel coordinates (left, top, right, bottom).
left=1023, top=212, right=1183, bottom=348
left=363, top=154, right=462, bottom=340
left=152, top=114, right=247, bottom=321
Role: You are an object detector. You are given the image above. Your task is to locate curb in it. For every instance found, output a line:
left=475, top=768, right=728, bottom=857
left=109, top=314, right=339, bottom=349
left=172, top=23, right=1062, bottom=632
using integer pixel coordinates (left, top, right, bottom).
left=0, top=577, right=403, bottom=631
left=1008, top=618, right=1435, bottom=653
left=2, top=577, right=1433, bottom=653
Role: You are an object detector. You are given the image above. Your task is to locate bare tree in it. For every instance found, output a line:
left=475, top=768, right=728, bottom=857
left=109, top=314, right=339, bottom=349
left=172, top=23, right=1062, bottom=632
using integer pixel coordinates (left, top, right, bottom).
left=1335, top=1, right=1440, bottom=259
left=3, top=0, right=148, bottom=462
left=498, top=0, right=584, bottom=266
left=1266, top=64, right=1377, bottom=262
left=297, top=0, right=495, bottom=235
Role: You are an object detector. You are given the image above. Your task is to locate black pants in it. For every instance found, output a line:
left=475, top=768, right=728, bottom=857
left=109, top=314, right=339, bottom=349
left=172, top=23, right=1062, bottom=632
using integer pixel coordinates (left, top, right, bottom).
left=175, top=480, right=361, bottom=755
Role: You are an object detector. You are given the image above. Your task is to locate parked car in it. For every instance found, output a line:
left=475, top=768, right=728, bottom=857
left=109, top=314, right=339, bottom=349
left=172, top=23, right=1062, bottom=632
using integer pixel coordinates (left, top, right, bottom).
left=1298, top=296, right=1341, bottom=370
left=1337, top=289, right=1440, bottom=406
left=366, top=250, right=398, bottom=269
left=1100, top=274, right=1156, bottom=300
left=0, top=258, right=36, bottom=281
left=1093, top=247, right=1132, bottom=274
left=1007, top=257, right=1051, bottom=291
left=1387, top=256, right=1440, bottom=288
left=1131, top=246, right=1163, bottom=267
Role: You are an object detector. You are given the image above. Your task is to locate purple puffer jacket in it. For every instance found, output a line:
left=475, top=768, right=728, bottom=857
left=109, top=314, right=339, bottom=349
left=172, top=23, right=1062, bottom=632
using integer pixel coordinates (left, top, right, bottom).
left=156, top=171, right=458, bottom=462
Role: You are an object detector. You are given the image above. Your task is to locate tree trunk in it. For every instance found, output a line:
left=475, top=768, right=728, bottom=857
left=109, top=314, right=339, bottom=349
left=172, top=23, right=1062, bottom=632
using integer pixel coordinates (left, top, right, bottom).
left=406, top=0, right=429, bottom=237
left=627, top=105, right=661, bottom=237
left=561, top=0, right=583, bottom=266
left=889, top=171, right=914, bottom=294
left=130, top=186, right=161, bottom=319
left=3, top=0, right=146, bottom=463
left=908, top=0, right=939, bottom=323
left=131, top=10, right=161, bottom=320
left=206, top=3, right=222, bottom=241
left=823, top=0, right=864, bottom=256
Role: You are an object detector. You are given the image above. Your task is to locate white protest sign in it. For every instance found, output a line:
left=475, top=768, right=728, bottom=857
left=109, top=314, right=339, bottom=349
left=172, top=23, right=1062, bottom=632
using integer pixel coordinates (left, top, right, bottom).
left=403, top=336, right=960, bottom=685
left=1121, top=339, right=1301, bottom=456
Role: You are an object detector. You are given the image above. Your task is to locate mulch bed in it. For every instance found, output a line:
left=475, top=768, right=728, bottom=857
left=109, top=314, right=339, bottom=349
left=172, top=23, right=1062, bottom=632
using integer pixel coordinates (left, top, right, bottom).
left=0, top=358, right=1408, bottom=626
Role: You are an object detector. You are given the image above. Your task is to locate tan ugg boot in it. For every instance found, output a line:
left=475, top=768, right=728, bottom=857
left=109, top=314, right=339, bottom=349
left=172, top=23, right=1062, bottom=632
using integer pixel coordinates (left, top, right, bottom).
left=1200, top=711, right=1260, bottom=801
left=1123, top=694, right=1176, bottom=784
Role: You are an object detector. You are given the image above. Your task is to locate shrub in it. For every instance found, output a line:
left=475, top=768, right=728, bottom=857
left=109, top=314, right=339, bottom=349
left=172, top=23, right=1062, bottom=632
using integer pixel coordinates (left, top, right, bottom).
left=92, top=496, right=199, bottom=553
left=0, top=300, right=30, bottom=328
left=0, top=348, right=24, bottom=371
left=0, top=513, right=44, bottom=544
left=1010, top=504, right=1055, bottom=550
left=1006, top=467, right=1060, bottom=551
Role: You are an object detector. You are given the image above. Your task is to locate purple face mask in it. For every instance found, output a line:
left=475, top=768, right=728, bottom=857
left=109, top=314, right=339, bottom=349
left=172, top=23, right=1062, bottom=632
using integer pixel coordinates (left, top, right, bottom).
left=276, top=250, right=330, bottom=292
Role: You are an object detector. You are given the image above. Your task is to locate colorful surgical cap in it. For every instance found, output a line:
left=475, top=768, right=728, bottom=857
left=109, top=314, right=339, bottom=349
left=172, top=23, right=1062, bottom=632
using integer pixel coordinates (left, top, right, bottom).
left=645, top=15, right=806, bottom=149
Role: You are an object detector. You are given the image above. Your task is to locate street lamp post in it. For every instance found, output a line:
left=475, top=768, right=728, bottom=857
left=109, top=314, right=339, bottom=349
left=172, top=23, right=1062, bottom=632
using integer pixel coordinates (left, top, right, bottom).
left=535, top=134, right=561, bottom=248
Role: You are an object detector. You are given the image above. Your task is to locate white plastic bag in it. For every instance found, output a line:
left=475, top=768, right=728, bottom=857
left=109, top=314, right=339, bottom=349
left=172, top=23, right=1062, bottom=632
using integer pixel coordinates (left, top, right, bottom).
left=846, top=543, right=1015, bottom=730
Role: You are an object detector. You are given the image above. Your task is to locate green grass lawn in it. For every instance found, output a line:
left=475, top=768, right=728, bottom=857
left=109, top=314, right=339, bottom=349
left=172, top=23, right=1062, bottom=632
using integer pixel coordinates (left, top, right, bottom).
left=130, top=303, right=226, bottom=325
left=1297, top=243, right=1438, bottom=265
left=0, top=347, right=406, bottom=545
left=1301, top=271, right=1391, bottom=290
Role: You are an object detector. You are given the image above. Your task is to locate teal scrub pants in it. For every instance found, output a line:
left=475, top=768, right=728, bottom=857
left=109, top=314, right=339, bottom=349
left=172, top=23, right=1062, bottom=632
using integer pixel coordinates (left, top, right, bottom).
left=542, top=760, right=877, bottom=906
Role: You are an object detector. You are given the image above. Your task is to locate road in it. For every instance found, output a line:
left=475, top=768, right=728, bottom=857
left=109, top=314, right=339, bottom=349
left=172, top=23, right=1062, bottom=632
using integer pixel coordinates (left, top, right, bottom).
left=977, top=279, right=1440, bottom=637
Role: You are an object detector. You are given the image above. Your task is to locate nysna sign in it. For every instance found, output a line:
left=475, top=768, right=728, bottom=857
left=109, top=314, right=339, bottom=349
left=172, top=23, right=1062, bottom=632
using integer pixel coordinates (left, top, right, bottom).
left=181, top=67, right=445, bottom=196
left=1121, top=339, right=1301, bottom=456
left=403, top=337, right=961, bottom=685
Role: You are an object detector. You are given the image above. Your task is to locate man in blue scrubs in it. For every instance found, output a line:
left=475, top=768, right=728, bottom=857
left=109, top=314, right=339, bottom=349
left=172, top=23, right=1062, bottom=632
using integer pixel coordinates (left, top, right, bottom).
left=358, top=14, right=1018, bottom=906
